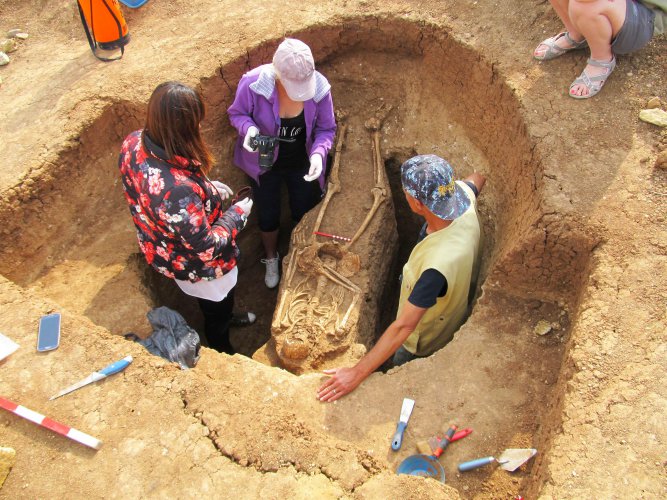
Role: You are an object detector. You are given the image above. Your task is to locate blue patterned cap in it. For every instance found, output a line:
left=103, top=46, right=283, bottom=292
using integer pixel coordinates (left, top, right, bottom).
left=401, top=154, right=470, bottom=220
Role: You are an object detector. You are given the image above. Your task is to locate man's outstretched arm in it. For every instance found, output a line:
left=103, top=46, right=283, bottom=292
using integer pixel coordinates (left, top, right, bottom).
left=463, top=172, right=486, bottom=196
left=317, top=302, right=427, bottom=402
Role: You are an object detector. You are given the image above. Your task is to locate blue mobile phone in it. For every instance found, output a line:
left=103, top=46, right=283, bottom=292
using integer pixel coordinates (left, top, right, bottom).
left=37, top=313, right=61, bottom=352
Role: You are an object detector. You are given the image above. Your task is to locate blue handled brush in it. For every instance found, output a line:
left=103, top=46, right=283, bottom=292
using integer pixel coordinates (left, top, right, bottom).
left=49, top=356, right=133, bottom=400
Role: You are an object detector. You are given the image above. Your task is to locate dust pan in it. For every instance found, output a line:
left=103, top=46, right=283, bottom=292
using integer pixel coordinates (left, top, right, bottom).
left=118, top=0, right=150, bottom=7
left=396, top=425, right=459, bottom=483
left=396, top=454, right=445, bottom=482
left=458, top=448, right=537, bottom=472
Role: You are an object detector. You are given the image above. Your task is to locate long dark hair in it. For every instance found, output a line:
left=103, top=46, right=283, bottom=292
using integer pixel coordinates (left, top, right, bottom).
left=142, top=81, right=214, bottom=174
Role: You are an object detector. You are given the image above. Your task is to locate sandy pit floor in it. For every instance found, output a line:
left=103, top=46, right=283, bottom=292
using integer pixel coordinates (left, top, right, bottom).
left=0, top=1, right=665, bottom=498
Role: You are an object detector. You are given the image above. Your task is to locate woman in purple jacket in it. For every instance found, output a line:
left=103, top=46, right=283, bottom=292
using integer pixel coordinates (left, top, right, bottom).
left=228, top=38, right=337, bottom=289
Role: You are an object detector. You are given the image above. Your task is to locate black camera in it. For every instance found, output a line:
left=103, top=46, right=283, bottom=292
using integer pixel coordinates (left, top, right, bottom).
left=248, top=134, right=296, bottom=170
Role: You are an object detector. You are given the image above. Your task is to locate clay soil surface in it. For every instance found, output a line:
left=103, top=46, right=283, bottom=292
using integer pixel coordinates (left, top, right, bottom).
left=1, top=1, right=665, bottom=499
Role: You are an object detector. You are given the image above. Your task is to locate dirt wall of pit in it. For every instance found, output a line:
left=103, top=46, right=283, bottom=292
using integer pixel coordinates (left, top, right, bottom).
left=1, top=1, right=665, bottom=499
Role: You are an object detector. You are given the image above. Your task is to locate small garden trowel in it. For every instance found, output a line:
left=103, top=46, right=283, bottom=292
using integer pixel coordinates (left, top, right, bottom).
left=458, top=448, right=537, bottom=472
left=49, top=356, right=133, bottom=400
left=391, top=398, right=415, bottom=450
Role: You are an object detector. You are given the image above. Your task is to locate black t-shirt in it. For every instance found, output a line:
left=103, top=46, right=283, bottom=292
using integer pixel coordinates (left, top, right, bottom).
left=274, top=111, right=308, bottom=169
left=407, top=180, right=479, bottom=308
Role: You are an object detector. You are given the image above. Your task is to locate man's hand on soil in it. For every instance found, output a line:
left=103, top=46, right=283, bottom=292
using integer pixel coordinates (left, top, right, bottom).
left=317, top=367, right=364, bottom=402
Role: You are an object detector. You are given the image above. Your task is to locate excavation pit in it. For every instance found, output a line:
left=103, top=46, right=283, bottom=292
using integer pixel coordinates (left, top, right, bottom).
left=0, top=17, right=596, bottom=498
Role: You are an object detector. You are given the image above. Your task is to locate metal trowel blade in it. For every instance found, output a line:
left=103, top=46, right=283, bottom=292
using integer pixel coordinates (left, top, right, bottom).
left=399, top=398, right=415, bottom=423
left=497, top=448, right=537, bottom=471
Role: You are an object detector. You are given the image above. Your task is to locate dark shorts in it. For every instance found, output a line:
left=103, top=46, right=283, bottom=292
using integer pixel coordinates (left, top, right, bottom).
left=251, top=165, right=322, bottom=233
left=612, top=0, right=655, bottom=55
left=392, top=345, right=423, bottom=367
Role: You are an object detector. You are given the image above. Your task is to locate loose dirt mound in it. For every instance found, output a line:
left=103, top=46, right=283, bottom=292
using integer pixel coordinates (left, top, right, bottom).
left=0, top=1, right=665, bottom=499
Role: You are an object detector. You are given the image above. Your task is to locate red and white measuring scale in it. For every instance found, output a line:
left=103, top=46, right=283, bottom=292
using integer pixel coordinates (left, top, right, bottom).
left=0, top=396, right=102, bottom=450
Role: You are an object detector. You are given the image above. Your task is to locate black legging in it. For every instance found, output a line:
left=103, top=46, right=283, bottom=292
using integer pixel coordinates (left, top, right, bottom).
left=197, top=288, right=235, bottom=354
left=250, top=166, right=322, bottom=232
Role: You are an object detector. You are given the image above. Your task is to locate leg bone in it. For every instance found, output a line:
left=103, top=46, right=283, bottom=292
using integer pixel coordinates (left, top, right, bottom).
left=313, top=123, right=347, bottom=236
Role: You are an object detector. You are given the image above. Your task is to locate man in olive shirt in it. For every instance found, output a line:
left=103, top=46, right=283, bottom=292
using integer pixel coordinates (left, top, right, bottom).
left=318, top=154, right=485, bottom=402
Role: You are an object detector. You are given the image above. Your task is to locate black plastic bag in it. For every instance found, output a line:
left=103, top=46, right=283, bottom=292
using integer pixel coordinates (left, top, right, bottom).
left=126, top=306, right=200, bottom=369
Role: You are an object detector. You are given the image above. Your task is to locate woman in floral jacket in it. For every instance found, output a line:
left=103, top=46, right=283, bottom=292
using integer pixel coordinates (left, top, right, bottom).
left=119, top=81, right=254, bottom=354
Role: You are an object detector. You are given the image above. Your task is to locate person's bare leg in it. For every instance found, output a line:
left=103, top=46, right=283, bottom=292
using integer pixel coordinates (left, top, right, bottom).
left=569, top=0, right=626, bottom=97
left=261, top=229, right=279, bottom=259
left=534, top=0, right=587, bottom=58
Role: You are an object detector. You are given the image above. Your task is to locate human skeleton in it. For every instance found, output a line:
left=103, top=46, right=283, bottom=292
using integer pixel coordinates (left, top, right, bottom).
left=270, top=107, right=393, bottom=373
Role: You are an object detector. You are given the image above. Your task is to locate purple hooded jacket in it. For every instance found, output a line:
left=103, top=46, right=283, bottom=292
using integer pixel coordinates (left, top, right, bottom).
left=227, top=64, right=337, bottom=190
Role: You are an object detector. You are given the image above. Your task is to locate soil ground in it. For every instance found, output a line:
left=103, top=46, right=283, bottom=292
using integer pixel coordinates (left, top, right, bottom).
left=0, top=1, right=665, bottom=499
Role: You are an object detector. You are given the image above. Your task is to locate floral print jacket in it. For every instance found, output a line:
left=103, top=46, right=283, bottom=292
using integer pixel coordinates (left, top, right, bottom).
left=118, top=130, right=246, bottom=282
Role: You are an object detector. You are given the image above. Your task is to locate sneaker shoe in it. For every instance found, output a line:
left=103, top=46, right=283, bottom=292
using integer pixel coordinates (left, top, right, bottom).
left=261, top=252, right=280, bottom=289
left=230, top=311, right=256, bottom=327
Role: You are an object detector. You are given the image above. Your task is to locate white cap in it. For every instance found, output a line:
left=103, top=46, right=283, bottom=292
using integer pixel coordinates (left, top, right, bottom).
left=272, top=38, right=316, bottom=101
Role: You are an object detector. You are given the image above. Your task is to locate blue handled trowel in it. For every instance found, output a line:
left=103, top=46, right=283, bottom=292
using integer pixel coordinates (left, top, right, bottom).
left=391, top=398, right=415, bottom=451
left=49, top=356, right=133, bottom=400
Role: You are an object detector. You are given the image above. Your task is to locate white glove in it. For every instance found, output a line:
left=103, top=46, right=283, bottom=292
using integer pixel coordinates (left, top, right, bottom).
left=242, top=126, right=260, bottom=153
left=233, top=197, right=253, bottom=218
left=304, top=154, right=323, bottom=182
left=211, top=181, right=233, bottom=201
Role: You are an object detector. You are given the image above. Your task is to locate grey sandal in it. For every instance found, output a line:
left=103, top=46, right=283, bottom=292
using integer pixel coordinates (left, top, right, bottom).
left=534, top=31, right=588, bottom=61
left=569, top=56, right=616, bottom=99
